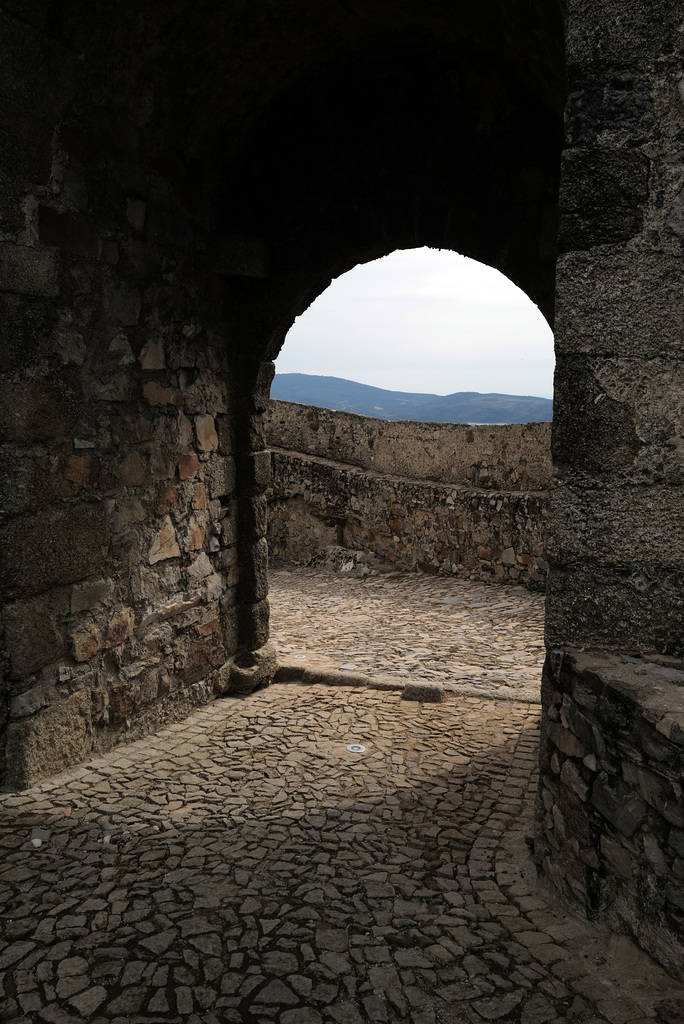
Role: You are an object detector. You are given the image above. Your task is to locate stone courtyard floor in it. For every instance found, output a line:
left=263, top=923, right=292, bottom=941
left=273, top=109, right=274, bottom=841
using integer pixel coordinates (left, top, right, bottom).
left=1, top=571, right=683, bottom=1024
left=270, top=566, right=545, bottom=702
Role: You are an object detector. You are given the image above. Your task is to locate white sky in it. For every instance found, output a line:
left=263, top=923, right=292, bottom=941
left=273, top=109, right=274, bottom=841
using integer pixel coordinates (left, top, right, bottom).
left=277, top=248, right=555, bottom=398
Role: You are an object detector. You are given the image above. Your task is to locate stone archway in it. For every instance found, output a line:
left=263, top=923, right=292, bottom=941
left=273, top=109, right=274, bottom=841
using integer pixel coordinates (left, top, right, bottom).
left=0, top=0, right=682, bottom=978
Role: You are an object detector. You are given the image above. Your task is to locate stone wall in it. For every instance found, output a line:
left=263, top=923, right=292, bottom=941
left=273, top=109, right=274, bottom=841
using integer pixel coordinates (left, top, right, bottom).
left=537, top=651, right=684, bottom=979
left=266, top=401, right=550, bottom=587
left=0, top=10, right=248, bottom=789
left=0, top=267, right=239, bottom=787
left=534, top=0, right=684, bottom=978
left=266, top=399, right=552, bottom=490
left=546, top=2, right=684, bottom=658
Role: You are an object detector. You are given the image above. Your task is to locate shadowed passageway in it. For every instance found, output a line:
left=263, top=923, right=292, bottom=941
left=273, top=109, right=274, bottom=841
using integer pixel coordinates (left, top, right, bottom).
left=1, top=676, right=682, bottom=1022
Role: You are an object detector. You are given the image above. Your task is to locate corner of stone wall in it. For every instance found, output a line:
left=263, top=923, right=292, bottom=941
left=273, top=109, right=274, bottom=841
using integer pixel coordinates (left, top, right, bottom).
left=536, top=649, right=684, bottom=981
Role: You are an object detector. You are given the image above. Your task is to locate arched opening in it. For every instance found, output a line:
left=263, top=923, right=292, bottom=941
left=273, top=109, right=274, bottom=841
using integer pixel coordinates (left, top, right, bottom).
left=222, top=32, right=564, bottom=367
left=220, top=17, right=566, bottom=719
left=265, top=246, right=553, bottom=701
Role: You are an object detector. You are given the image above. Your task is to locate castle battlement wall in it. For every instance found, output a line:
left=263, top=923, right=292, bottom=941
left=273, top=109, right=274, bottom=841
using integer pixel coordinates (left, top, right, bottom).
left=265, top=400, right=551, bottom=588
left=265, top=400, right=552, bottom=490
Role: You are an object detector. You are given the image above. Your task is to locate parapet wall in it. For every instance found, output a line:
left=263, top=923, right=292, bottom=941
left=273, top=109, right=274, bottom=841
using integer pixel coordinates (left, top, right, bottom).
left=265, top=401, right=551, bottom=587
left=266, top=400, right=552, bottom=491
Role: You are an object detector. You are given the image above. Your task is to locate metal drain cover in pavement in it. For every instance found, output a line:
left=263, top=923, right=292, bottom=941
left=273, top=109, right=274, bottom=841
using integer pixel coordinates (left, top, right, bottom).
left=346, top=744, right=366, bottom=753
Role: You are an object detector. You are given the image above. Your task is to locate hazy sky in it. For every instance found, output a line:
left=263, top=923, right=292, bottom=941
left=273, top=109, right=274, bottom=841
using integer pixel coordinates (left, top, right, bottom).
left=276, top=248, right=555, bottom=398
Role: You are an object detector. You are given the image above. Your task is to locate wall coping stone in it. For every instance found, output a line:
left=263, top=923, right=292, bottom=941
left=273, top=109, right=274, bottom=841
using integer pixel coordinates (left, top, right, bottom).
left=561, top=650, right=684, bottom=744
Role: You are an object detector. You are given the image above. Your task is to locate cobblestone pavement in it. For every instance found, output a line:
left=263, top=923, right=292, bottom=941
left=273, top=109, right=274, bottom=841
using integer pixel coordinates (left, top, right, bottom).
left=2, top=682, right=683, bottom=1024
left=270, top=568, right=546, bottom=702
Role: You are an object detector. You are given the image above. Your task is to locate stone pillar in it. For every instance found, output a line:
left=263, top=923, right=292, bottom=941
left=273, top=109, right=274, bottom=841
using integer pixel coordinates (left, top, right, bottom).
left=547, top=2, right=684, bottom=654
left=538, top=0, right=684, bottom=978
left=219, top=358, right=277, bottom=694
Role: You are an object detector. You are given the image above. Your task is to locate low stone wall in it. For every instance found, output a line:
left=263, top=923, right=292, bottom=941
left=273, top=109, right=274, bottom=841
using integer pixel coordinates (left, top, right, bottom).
left=266, top=402, right=550, bottom=588
left=537, top=651, right=684, bottom=980
left=266, top=400, right=552, bottom=490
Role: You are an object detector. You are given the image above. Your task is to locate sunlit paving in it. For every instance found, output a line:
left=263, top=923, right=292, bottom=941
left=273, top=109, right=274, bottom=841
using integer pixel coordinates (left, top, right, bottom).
left=270, top=566, right=545, bottom=703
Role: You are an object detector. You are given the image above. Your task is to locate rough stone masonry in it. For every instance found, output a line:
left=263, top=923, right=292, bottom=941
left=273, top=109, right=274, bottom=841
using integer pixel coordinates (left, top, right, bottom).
left=265, top=400, right=550, bottom=587
left=0, top=0, right=683, bottom=982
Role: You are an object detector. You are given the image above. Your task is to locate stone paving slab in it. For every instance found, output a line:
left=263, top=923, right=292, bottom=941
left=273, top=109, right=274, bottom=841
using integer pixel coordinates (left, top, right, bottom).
left=269, top=568, right=546, bottom=702
left=1, top=683, right=683, bottom=1023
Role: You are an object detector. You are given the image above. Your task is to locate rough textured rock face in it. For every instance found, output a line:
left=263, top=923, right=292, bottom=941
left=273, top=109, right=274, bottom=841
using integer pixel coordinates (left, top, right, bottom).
left=549, top=0, right=684, bottom=657
left=541, top=0, right=684, bottom=976
left=537, top=652, right=684, bottom=979
left=0, top=228, right=238, bottom=785
left=266, top=401, right=552, bottom=491
left=0, top=0, right=683, bottom=979
left=266, top=401, right=550, bottom=586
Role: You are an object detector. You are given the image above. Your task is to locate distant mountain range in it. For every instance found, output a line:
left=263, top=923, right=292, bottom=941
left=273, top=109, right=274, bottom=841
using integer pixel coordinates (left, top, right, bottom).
left=271, top=373, right=553, bottom=424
